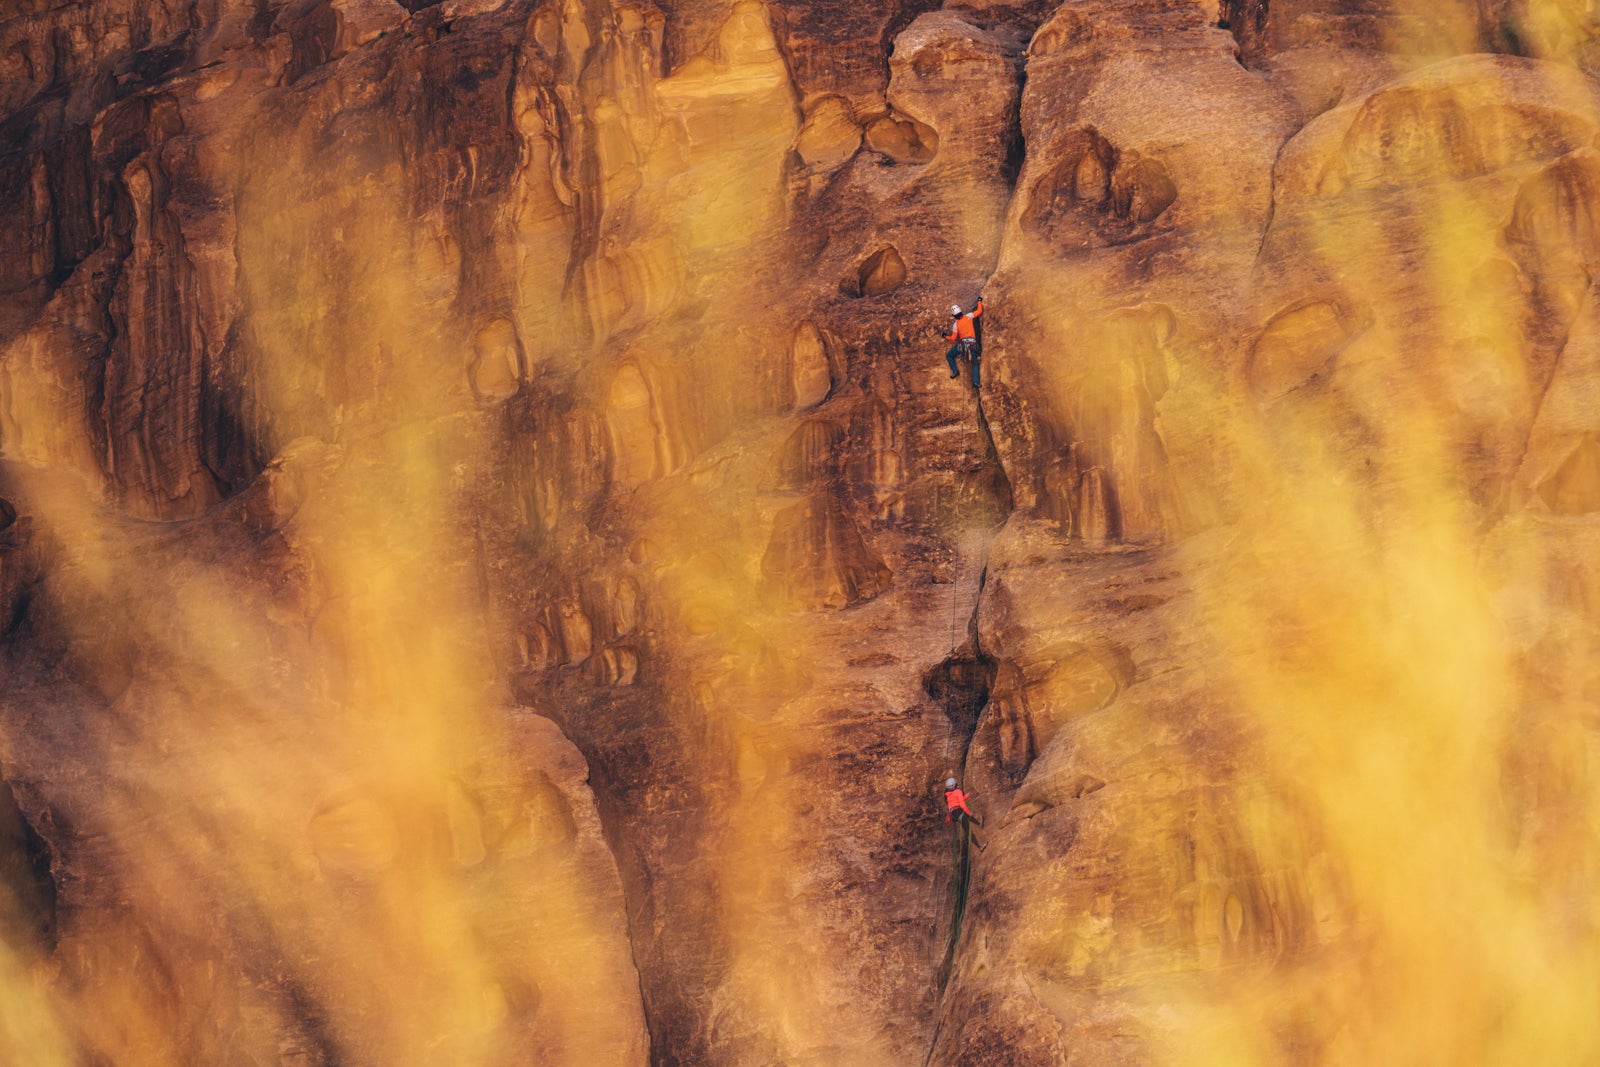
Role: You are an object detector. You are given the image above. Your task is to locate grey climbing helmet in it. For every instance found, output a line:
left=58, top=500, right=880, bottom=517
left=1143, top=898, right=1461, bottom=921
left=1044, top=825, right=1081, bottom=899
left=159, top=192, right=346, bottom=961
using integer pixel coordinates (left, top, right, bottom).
left=945, top=778, right=958, bottom=789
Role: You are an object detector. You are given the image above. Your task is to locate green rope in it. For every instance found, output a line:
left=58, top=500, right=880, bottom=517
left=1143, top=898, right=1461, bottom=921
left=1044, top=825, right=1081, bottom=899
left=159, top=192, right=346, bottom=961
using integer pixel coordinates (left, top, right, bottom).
left=938, top=819, right=973, bottom=988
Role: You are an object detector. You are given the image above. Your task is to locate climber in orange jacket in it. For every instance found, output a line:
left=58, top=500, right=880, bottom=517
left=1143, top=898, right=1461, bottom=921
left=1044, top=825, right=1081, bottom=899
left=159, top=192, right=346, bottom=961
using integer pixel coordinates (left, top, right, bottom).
left=943, top=297, right=984, bottom=388
left=944, top=777, right=985, bottom=848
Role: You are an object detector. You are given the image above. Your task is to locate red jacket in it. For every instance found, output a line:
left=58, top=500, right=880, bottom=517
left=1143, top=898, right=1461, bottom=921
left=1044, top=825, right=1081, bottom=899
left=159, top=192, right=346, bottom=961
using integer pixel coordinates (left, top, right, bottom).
left=945, top=299, right=983, bottom=342
left=945, top=788, right=974, bottom=819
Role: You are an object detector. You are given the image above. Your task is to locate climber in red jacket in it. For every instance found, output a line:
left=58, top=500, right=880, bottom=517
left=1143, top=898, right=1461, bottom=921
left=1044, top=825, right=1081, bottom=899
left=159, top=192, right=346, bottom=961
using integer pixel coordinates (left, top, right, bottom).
left=942, top=296, right=984, bottom=388
left=944, top=776, right=985, bottom=848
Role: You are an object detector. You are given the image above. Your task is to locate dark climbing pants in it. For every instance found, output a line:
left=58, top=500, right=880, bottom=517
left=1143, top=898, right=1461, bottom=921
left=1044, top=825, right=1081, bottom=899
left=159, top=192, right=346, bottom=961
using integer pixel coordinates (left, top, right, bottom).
left=946, top=340, right=980, bottom=387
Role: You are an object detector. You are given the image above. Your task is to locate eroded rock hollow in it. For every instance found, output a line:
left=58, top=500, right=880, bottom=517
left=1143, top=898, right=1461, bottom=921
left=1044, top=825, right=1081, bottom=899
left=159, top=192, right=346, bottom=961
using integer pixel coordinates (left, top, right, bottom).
left=5, top=0, right=1600, bottom=1063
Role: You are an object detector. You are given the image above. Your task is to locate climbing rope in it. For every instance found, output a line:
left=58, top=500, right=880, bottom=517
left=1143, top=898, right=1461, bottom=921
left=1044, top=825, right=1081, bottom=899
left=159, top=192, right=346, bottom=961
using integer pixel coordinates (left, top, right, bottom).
left=947, top=538, right=963, bottom=654
left=937, top=819, right=974, bottom=990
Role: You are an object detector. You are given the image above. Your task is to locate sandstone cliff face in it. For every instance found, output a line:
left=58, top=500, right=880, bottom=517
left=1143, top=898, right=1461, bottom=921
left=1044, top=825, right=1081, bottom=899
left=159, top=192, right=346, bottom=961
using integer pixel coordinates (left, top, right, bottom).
left=4, top=0, right=1600, bottom=1064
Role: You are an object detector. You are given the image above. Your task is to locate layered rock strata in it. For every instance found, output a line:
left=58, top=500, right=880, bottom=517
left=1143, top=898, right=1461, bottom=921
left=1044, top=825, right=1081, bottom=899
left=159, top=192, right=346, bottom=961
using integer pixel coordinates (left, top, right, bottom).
left=3, top=0, right=1600, bottom=1064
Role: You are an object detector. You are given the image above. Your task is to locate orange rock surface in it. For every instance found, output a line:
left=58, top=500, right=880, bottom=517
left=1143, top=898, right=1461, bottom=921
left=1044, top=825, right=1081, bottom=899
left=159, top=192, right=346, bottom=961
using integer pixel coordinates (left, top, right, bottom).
left=4, top=1, right=1600, bottom=1064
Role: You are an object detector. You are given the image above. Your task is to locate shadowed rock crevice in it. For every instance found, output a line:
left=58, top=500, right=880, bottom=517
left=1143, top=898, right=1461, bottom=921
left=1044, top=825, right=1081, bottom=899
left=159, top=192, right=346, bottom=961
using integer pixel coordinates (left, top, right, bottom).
left=1481, top=0, right=1600, bottom=70
left=925, top=648, right=997, bottom=769
left=924, top=564, right=998, bottom=768
left=0, top=493, right=41, bottom=639
left=998, top=74, right=1028, bottom=191
left=973, top=398, right=1016, bottom=524
left=531, top=696, right=720, bottom=1067
left=279, top=977, right=348, bottom=1067
left=1219, top=0, right=1270, bottom=58
left=11, top=1, right=1600, bottom=1064
left=280, top=0, right=340, bottom=85
left=0, top=779, right=56, bottom=954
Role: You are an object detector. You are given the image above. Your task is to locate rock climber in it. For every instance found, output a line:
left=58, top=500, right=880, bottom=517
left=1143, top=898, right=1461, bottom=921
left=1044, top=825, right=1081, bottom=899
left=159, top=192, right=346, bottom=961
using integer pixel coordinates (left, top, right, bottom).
left=944, top=776, right=985, bottom=849
left=942, top=296, right=984, bottom=388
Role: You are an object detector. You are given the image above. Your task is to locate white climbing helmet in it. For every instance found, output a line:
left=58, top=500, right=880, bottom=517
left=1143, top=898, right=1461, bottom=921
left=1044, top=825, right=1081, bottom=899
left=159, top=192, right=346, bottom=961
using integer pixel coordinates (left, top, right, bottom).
left=945, top=777, right=959, bottom=789
left=950, top=304, right=962, bottom=316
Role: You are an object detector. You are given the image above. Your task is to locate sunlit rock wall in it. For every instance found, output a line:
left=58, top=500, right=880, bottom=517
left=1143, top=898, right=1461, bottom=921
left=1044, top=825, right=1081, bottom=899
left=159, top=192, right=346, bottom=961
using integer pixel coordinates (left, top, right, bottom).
left=4, top=0, right=1600, bottom=1064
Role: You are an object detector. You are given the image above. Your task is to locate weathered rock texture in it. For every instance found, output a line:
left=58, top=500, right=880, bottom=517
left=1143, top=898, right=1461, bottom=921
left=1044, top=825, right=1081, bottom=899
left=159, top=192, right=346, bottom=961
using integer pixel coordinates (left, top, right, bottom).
left=4, top=0, right=1600, bottom=1064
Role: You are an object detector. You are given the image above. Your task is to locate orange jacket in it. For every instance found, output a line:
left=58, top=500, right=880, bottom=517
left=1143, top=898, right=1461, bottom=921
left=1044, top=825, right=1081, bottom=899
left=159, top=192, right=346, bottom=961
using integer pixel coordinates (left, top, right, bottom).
left=945, top=299, right=983, bottom=342
left=944, top=788, right=974, bottom=818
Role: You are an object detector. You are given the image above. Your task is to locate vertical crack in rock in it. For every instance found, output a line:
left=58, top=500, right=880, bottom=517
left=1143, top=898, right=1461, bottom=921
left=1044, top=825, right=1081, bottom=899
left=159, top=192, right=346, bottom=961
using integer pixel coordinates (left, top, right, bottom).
left=999, top=70, right=1028, bottom=194
left=973, top=396, right=1016, bottom=520
left=0, top=778, right=57, bottom=955
left=528, top=687, right=717, bottom=1066
left=923, top=574, right=998, bottom=772
left=0, top=491, right=41, bottom=639
left=12, top=0, right=1600, bottom=1064
left=927, top=397, right=1014, bottom=770
left=1219, top=0, right=1270, bottom=58
left=281, top=977, right=348, bottom=1067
